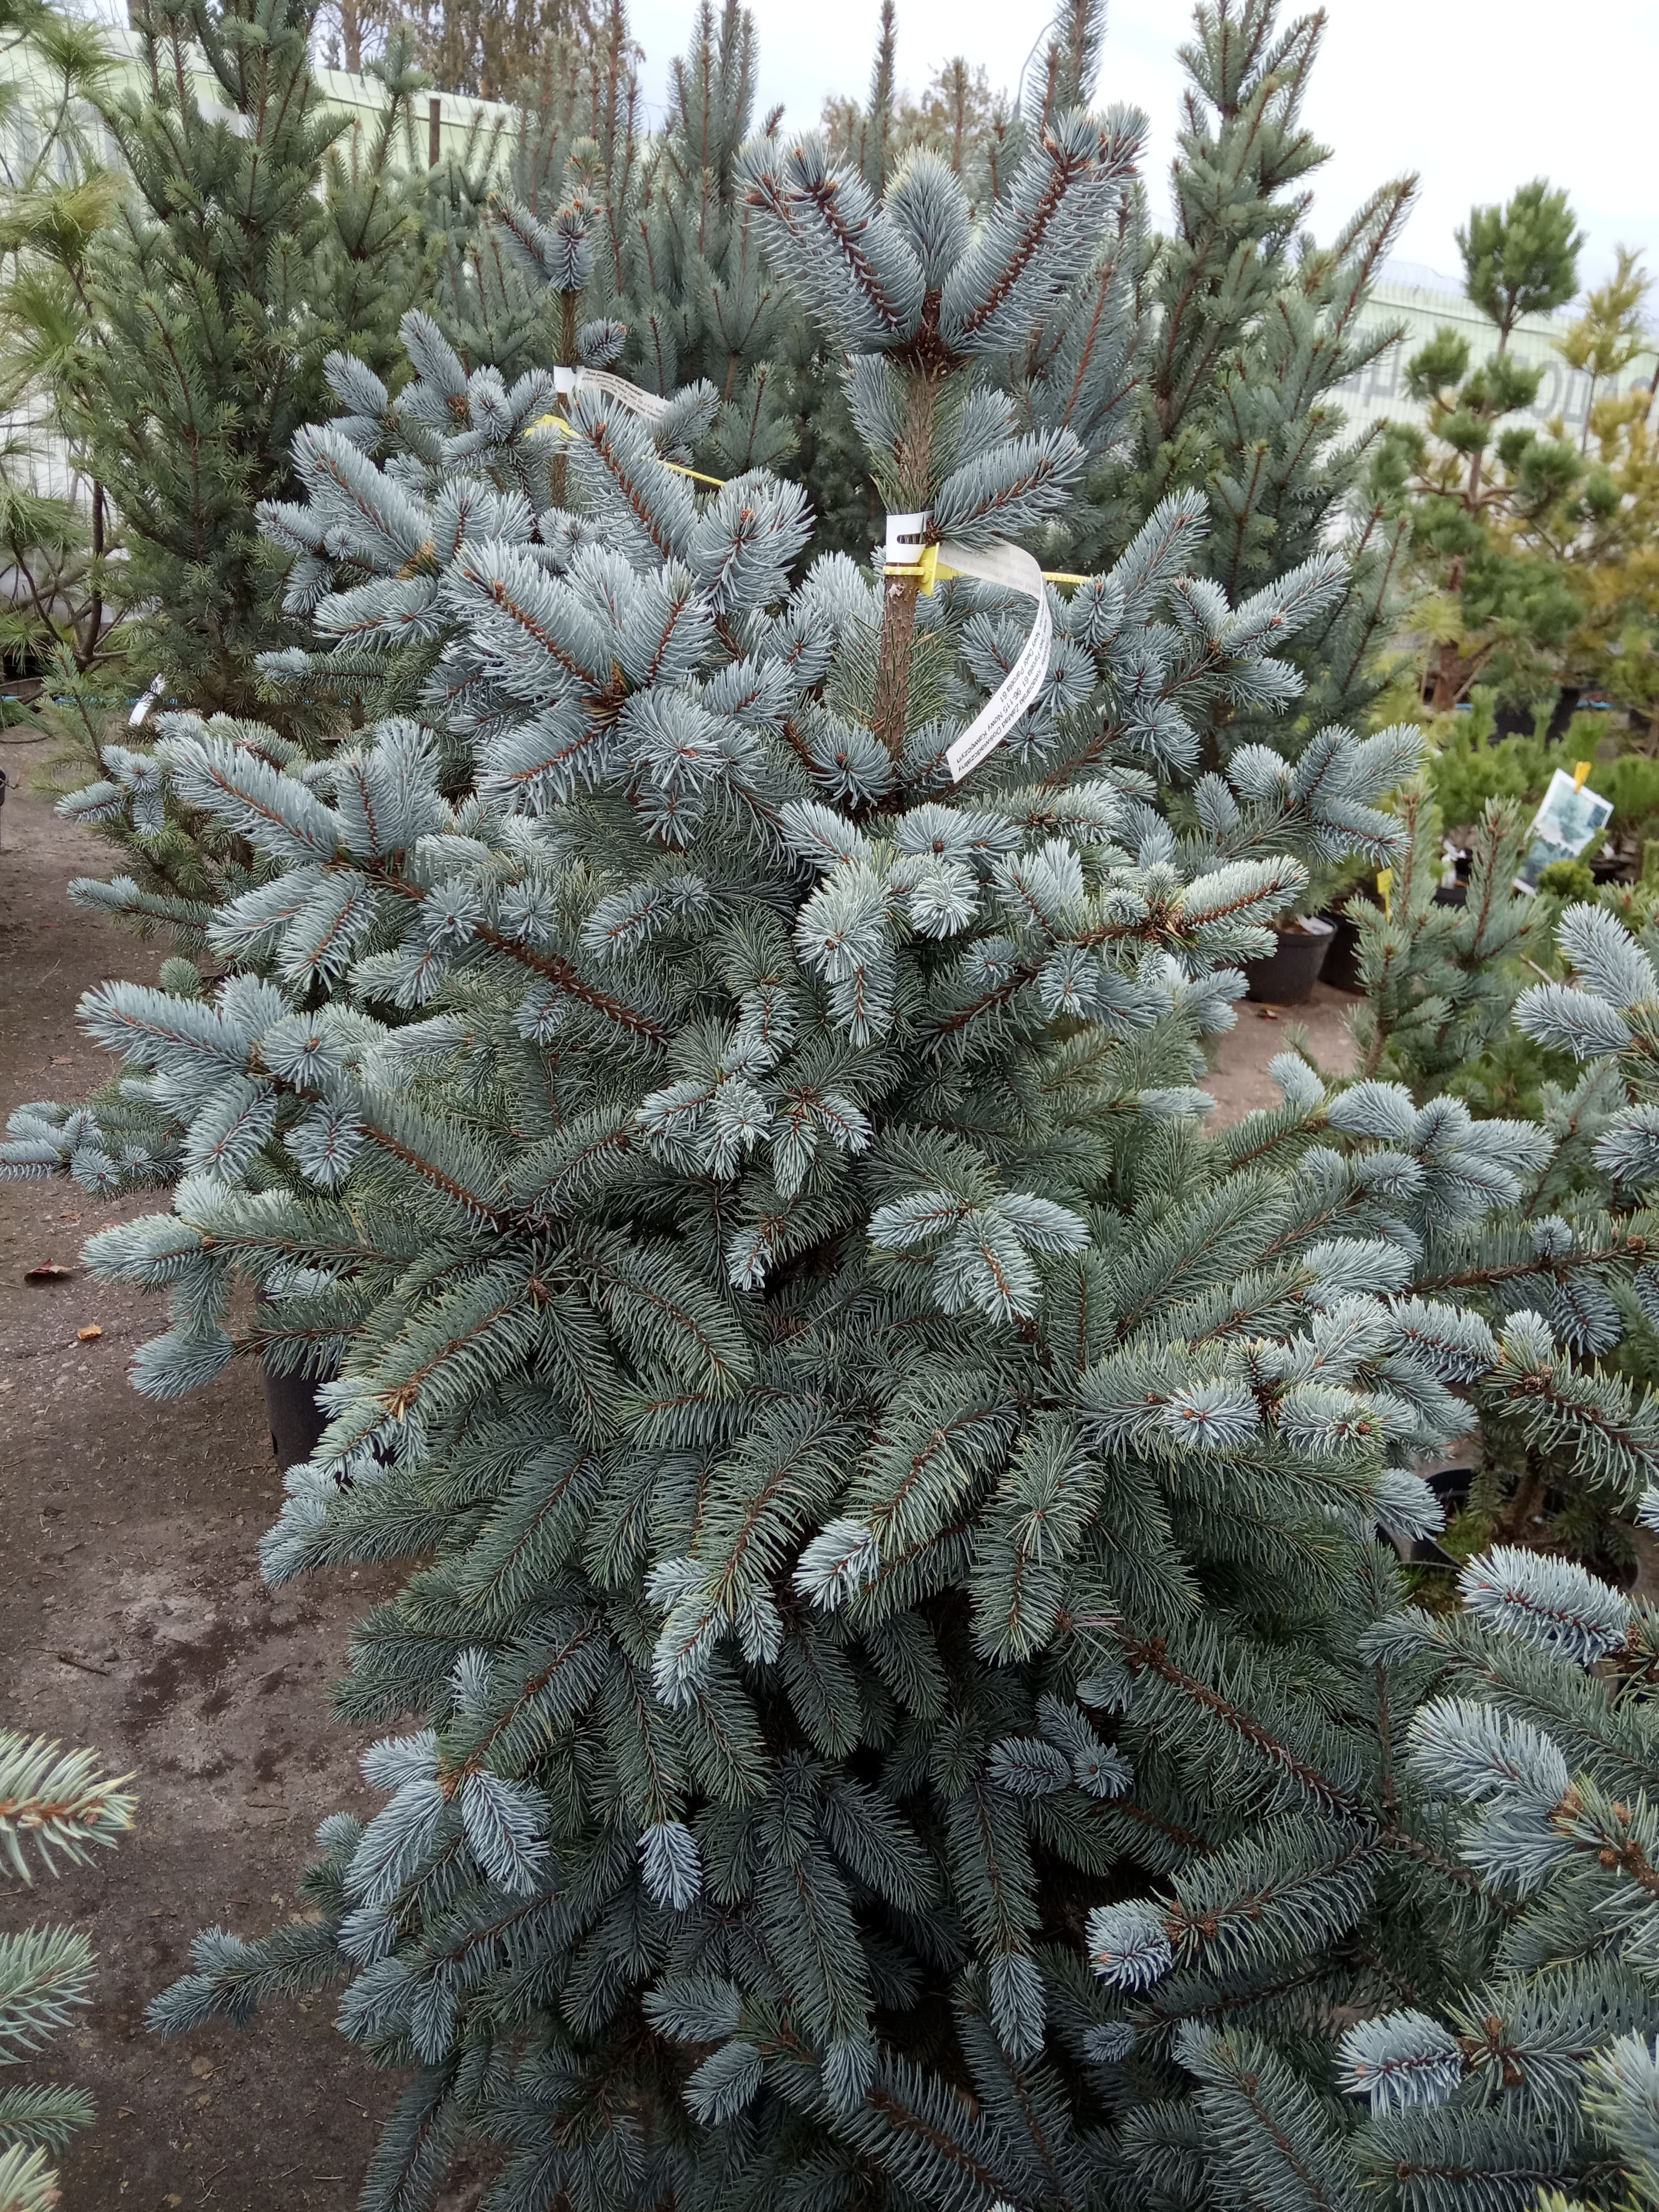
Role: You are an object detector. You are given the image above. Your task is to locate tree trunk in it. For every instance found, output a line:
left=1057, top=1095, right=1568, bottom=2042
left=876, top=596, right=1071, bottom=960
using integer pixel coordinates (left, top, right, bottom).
left=341, top=0, right=362, bottom=72
left=1428, top=550, right=1471, bottom=714
left=871, top=572, right=923, bottom=760
left=869, top=368, right=940, bottom=762
left=1428, top=641, right=1464, bottom=714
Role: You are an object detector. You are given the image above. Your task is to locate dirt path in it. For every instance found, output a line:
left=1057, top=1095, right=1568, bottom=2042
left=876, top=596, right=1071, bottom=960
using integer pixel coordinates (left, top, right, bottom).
left=0, top=733, right=1354, bottom=2206
left=1205, top=981, right=1360, bottom=1125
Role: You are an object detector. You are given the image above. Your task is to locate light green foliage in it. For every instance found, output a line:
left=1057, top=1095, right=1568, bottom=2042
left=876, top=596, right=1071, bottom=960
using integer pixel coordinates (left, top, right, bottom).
left=1349, top=783, right=1540, bottom=1099
left=1426, top=691, right=1565, bottom=830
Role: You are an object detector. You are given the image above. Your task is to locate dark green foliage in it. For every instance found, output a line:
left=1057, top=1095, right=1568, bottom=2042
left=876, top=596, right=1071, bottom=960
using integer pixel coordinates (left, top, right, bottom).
left=1459, top=178, right=1585, bottom=347
left=1380, top=178, right=1589, bottom=718
left=56, top=0, right=425, bottom=731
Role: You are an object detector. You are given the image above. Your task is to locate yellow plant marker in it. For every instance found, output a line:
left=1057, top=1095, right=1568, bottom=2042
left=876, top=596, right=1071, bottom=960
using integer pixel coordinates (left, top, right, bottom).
left=527, top=412, right=724, bottom=489
left=884, top=540, right=1092, bottom=594
left=1573, top=760, right=1593, bottom=790
left=1377, top=867, right=1393, bottom=919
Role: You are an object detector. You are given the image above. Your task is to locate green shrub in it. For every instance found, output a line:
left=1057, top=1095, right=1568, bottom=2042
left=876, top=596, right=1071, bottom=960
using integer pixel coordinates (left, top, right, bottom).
left=1590, top=751, right=1659, bottom=841
left=1537, top=857, right=1597, bottom=900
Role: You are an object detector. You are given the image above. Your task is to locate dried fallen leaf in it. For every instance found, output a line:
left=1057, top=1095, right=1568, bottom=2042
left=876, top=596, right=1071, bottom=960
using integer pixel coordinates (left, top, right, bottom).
left=24, top=1261, right=73, bottom=1283
left=189, top=2055, right=214, bottom=2080
left=1254, top=1005, right=1279, bottom=1021
left=77, top=1324, right=103, bottom=1343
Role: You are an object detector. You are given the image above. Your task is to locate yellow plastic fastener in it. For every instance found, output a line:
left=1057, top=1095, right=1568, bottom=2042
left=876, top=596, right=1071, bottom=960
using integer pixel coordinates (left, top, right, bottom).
left=1377, top=867, right=1393, bottom=919
left=884, top=541, right=944, bottom=594
left=886, top=551, right=1093, bottom=594
left=527, top=413, right=725, bottom=488
left=1573, top=760, right=1592, bottom=790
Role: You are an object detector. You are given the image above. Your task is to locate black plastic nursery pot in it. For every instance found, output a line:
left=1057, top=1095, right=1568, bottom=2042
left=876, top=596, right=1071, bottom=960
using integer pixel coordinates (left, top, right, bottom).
left=1243, top=916, right=1334, bottom=1006
left=1319, top=905, right=1369, bottom=995
left=264, top=1362, right=329, bottom=1470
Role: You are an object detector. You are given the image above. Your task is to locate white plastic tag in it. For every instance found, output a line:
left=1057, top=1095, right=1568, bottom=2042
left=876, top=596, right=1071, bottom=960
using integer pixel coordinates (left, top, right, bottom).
left=939, top=541, right=1052, bottom=782
left=884, top=510, right=931, bottom=566
left=129, top=673, right=166, bottom=728
left=554, top=363, right=673, bottom=423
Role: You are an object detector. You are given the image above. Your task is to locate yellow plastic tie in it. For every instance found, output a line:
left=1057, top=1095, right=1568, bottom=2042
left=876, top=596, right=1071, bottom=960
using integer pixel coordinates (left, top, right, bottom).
left=886, top=548, right=1093, bottom=595
left=1377, top=867, right=1393, bottom=919
left=881, top=541, right=937, bottom=592
left=1574, top=759, right=1593, bottom=790
left=527, top=412, right=726, bottom=488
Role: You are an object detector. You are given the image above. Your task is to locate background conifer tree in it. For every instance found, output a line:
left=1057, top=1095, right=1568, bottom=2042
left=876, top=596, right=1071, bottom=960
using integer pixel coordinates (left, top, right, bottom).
left=621, top=0, right=794, bottom=476
left=0, top=0, right=125, bottom=692
left=1060, top=0, right=1418, bottom=766
left=1379, top=179, right=1587, bottom=718
left=60, top=0, right=427, bottom=734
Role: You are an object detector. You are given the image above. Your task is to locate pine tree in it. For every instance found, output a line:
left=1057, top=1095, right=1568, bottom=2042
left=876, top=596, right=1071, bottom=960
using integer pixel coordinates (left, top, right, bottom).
left=1381, top=180, right=1587, bottom=717
left=1559, top=245, right=1650, bottom=457
left=60, top=0, right=426, bottom=732
left=0, top=1733, right=136, bottom=2211
left=1348, top=785, right=1540, bottom=1098
left=18, top=95, right=1659, bottom=2209
left=1460, top=179, right=1583, bottom=355
left=1554, top=254, right=1659, bottom=745
left=0, top=0, right=125, bottom=690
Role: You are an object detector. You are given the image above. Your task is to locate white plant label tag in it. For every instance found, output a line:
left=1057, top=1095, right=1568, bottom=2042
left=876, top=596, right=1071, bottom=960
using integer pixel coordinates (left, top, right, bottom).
left=129, top=673, right=166, bottom=728
left=554, top=364, right=673, bottom=423
left=939, top=540, right=1052, bottom=783
left=884, top=510, right=931, bottom=566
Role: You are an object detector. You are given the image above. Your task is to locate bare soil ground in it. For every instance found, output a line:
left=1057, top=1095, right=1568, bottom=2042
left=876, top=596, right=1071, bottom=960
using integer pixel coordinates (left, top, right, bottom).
left=0, top=734, right=1355, bottom=2205
left=0, top=739, right=508, bottom=2209
left=1204, top=980, right=1360, bottom=1125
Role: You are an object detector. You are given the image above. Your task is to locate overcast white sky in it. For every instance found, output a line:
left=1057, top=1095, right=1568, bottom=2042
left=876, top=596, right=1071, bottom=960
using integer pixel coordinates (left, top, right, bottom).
left=629, top=0, right=1659, bottom=298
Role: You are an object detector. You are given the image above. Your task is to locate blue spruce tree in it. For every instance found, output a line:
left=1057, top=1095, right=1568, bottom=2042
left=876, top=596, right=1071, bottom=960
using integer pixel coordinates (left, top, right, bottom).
left=11, top=92, right=1659, bottom=2212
